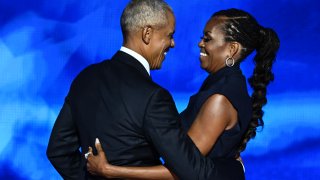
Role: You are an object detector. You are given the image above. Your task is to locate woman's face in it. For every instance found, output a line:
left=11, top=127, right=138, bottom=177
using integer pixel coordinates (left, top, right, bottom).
left=198, top=17, right=231, bottom=73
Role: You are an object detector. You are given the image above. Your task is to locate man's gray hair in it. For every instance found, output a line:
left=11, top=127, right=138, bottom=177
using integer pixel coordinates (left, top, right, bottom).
left=121, top=0, right=173, bottom=34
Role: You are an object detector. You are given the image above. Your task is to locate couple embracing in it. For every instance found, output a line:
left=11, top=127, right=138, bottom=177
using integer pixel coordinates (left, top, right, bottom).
left=47, top=0, right=280, bottom=179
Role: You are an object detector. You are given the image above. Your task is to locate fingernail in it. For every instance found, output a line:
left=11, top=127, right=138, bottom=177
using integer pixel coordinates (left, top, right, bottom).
left=95, top=138, right=100, bottom=144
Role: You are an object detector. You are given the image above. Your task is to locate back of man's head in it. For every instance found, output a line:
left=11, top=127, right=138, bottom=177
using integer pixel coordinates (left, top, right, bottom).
left=120, top=0, right=173, bottom=37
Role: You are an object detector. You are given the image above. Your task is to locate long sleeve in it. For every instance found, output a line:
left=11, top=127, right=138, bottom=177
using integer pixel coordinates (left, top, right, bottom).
left=46, top=100, right=82, bottom=179
left=143, top=88, right=242, bottom=180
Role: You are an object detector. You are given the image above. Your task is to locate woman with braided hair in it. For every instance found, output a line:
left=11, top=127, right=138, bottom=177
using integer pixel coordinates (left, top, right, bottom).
left=86, top=8, right=280, bottom=179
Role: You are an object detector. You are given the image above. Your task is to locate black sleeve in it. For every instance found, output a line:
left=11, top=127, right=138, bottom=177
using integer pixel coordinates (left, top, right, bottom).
left=46, top=100, right=81, bottom=179
left=143, top=88, right=243, bottom=180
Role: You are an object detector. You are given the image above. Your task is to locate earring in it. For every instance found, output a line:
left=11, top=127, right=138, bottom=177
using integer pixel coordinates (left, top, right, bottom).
left=225, top=57, right=235, bottom=67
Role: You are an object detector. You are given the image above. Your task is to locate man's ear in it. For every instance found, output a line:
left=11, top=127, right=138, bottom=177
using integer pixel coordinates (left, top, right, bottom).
left=142, top=26, right=153, bottom=44
left=229, top=42, right=241, bottom=58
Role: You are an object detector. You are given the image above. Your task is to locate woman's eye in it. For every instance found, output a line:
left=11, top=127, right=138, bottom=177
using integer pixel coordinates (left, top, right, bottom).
left=200, top=36, right=211, bottom=42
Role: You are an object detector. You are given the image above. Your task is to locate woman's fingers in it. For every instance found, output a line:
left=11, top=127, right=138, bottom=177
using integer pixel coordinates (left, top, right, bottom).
left=86, top=139, right=105, bottom=176
left=85, top=147, right=93, bottom=160
left=86, top=147, right=92, bottom=161
left=87, top=147, right=97, bottom=175
left=95, top=138, right=103, bottom=153
left=95, top=138, right=108, bottom=160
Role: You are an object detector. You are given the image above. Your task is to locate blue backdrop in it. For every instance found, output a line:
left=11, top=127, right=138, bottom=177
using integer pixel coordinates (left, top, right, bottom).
left=0, top=0, right=319, bottom=179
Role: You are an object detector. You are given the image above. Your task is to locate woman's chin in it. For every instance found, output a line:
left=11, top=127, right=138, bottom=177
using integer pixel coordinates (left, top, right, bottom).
left=199, top=64, right=206, bottom=71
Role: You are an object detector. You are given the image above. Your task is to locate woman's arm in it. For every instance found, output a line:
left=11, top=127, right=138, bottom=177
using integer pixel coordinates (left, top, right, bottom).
left=187, top=94, right=237, bottom=155
left=87, top=139, right=177, bottom=180
left=87, top=94, right=237, bottom=179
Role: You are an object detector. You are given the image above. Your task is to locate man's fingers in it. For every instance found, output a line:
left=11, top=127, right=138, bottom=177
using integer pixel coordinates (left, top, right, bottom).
left=88, top=146, right=93, bottom=153
left=95, top=138, right=103, bottom=153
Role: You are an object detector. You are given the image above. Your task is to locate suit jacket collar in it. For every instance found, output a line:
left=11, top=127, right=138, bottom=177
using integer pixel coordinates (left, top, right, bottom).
left=111, top=51, right=151, bottom=79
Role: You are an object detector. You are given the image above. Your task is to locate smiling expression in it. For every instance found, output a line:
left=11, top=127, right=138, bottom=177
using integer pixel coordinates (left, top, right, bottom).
left=198, top=17, right=231, bottom=73
left=147, top=12, right=175, bottom=70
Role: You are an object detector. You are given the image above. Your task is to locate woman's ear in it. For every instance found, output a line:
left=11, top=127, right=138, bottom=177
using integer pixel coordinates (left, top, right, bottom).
left=229, top=42, right=241, bottom=58
left=142, top=26, right=153, bottom=44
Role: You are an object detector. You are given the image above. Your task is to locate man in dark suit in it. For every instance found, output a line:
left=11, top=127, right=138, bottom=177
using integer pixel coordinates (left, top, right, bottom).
left=47, top=0, right=243, bottom=179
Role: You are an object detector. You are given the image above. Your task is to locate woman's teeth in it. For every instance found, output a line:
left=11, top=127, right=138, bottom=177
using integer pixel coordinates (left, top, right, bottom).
left=200, top=52, right=208, bottom=57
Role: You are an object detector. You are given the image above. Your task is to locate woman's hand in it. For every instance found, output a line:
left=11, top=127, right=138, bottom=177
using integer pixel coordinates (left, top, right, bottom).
left=86, top=138, right=176, bottom=179
left=86, top=138, right=113, bottom=178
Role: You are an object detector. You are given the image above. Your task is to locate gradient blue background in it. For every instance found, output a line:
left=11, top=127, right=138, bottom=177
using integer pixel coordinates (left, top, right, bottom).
left=0, top=0, right=319, bottom=179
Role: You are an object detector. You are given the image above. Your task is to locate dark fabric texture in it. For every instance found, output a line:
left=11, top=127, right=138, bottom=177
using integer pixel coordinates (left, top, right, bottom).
left=47, top=51, right=244, bottom=180
left=181, top=64, right=252, bottom=159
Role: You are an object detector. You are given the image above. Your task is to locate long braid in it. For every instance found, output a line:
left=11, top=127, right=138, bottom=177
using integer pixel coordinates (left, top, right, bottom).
left=241, top=28, right=280, bottom=154
left=212, top=9, right=280, bottom=157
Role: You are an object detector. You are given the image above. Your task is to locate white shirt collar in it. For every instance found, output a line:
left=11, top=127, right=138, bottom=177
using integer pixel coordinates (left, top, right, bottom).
left=120, top=46, right=150, bottom=75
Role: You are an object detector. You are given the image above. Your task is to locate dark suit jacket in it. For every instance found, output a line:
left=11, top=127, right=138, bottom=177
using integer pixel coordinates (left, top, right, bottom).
left=47, top=51, right=244, bottom=180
